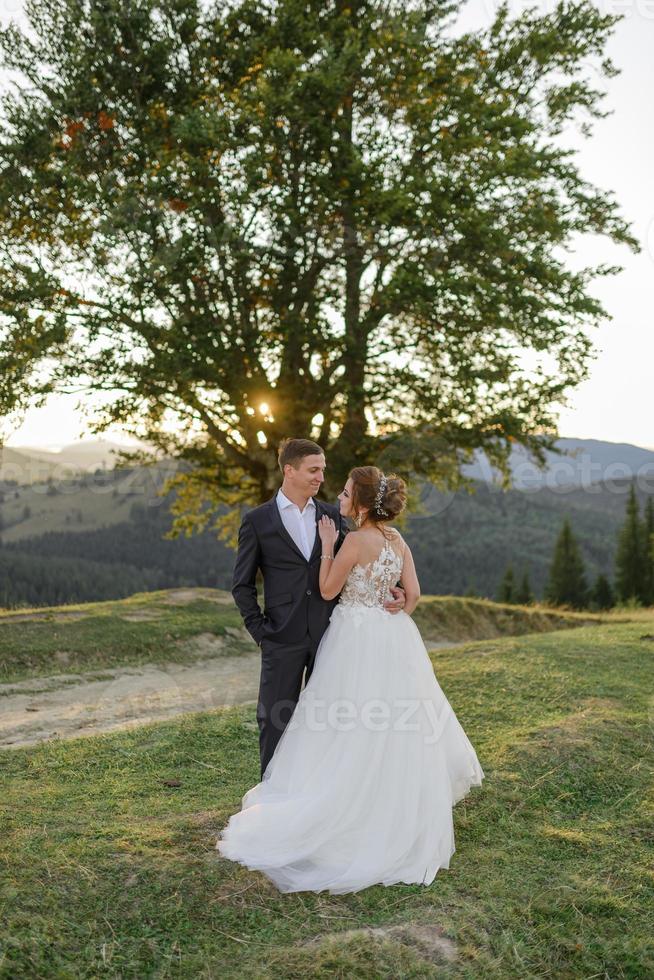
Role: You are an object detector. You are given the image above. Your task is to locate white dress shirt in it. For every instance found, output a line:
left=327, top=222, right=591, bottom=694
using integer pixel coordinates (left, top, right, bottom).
left=276, top=488, right=316, bottom=560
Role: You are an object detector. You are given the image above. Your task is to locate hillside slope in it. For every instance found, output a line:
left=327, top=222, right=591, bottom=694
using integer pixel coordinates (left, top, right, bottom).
left=1, top=613, right=652, bottom=977
left=0, top=588, right=612, bottom=686
left=2, top=470, right=651, bottom=606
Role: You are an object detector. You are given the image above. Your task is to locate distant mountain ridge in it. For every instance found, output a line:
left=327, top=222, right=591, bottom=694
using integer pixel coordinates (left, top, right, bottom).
left=0, top=446, right=74, bottom=483
left=4, top=436, right=654, bottom=489
left=0, top=439, right=155, bottom=482
left=462, top=437, right=654, bottom=489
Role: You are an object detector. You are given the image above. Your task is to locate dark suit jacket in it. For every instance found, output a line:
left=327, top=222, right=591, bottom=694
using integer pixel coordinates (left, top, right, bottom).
left=231, top=494, right=348, bottom=648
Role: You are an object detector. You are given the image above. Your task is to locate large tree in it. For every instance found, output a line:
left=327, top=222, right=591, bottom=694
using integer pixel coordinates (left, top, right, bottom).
left=0, top=0, right=638, bottom=537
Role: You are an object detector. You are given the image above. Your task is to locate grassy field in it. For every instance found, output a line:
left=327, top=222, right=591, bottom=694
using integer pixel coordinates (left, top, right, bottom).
left=0, top=587, right=611, bottom=686
left=0, top=590, right=249, bottom=685
left=1, top=609, right=653, bottom=978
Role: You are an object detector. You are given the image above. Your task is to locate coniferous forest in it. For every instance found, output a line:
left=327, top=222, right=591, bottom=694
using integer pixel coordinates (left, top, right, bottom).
left=1, top=466, right=652, bottom=610
left=0, top=495, right=235, bottom=608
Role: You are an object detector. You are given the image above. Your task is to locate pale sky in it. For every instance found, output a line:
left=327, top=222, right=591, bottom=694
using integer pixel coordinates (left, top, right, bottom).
left=1, top=0, right=652, bottom=452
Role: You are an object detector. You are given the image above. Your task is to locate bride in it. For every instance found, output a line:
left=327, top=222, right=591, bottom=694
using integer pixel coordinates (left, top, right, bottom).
left=216, top=466, right=485, bottom=894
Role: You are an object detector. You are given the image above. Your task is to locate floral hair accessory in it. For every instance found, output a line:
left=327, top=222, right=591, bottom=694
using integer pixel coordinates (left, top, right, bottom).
left=374, top=474, right=389, bottom=517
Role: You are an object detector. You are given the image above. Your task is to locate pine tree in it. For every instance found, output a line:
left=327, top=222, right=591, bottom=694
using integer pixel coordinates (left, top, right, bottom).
left=591, top=573, right=614, bottom=610
left=545, top=518, right=588, bottom=609
left=498, top=565, right=515, bottom=604
left=641, top=496, right=654, bottom=606
left=515, top=571, right=533, bottom=605
left=615, top=483, right=646, bottom=604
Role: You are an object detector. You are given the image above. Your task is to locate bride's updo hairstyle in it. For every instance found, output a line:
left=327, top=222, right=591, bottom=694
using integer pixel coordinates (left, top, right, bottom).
left=349, top=466, right=407, bottom=532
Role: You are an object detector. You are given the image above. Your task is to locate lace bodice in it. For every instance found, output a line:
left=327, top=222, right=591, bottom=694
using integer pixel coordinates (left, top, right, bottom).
left=338, top=539, right=404, bottom=609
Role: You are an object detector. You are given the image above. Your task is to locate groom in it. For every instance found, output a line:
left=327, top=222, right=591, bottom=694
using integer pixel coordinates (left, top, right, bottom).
left=232, top=437, right=406, bottom=778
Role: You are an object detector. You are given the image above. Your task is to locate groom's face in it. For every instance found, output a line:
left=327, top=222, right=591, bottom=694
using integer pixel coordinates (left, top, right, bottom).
left=286, top=453, right=326, bottom=498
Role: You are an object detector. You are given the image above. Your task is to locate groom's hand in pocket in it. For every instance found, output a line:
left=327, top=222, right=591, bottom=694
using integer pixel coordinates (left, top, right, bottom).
left=384, top=585, right=406, bottom=614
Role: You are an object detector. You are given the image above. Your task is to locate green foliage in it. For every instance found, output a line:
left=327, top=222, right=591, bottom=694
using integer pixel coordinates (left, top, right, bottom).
left=499, top=566, right=533, bottom=605
left=642, top=495, right=654, bottom=604
left=591, top=572, right=614, bottom=610
left=615, top=483, right=649, bottom=604
left=0, top=497, right=235, bottom=608
left=545, top=517, right=588, bottom=609
left=498, top=563, right=514, bottom=603
left=0, top=0, right=639, bottom=528
left=514, top=570, right=533, bottom=605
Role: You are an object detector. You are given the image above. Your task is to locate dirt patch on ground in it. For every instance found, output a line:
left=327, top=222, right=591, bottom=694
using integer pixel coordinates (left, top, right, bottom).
left=0, top=610, right=92, bottom=624
left=0, top=630, right=468, bottom=750
left=520, top=696, right=624, bottom=754
left=0, top=588, right=236, bottom=626
left=545, top=696, right=623, bottom=742
left=161, top=588, right=234, bottom=605
left=0, top=652, right=262, bottom=750
left=119, top=610, right=164, bottom=622
left=300, top=922, right=457, bottom=965
left=175, top=627, right=254, bottom=657
left=175, top=632, right=227, bottom=656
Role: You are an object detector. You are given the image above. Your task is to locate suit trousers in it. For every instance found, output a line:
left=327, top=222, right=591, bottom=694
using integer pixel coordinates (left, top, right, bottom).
left=257, top=633, right=318, bottom=780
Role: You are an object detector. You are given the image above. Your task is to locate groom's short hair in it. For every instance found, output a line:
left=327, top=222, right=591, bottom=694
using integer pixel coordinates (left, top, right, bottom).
left=278, top=437, right=324, bottom=472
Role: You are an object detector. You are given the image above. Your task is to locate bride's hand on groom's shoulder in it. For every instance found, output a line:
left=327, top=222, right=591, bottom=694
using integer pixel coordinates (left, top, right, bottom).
left=318, top=515, right=338, bottom=548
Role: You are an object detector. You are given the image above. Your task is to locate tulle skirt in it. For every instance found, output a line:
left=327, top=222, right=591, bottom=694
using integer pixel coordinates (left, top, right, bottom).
left=216, top=605, right=485, bottom=894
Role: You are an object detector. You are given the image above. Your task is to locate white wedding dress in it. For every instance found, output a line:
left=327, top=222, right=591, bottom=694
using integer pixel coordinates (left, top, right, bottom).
left=216, top=534, right=485, bottom=894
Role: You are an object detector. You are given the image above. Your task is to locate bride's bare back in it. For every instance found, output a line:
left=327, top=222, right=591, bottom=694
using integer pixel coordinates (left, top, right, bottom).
left=321, top=523, right=421, bottom=615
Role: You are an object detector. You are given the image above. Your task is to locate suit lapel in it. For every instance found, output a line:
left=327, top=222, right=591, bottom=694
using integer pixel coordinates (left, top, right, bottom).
left=309, top=499, right=324, bottom=562
left=268, top=494, right=310, bottom=563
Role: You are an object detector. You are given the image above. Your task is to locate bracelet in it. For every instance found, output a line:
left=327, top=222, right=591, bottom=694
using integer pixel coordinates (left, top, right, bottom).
left=320, top=554, right=334, bottom=560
